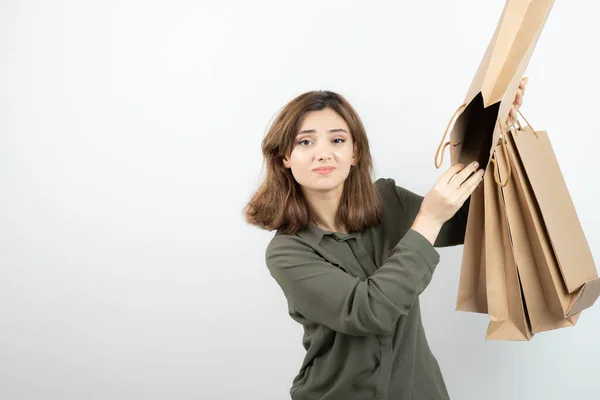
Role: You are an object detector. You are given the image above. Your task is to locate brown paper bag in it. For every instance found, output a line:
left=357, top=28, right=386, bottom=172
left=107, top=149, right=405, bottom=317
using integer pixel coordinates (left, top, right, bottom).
left=483, top=152, right=531, bottom=341
left=500, top=138, right=578, bottom=333
left=455, top=182, right=487, bottom=314
left=435, top=0, right=555, bottom=171
left=506, top=125, right=600, bottom=318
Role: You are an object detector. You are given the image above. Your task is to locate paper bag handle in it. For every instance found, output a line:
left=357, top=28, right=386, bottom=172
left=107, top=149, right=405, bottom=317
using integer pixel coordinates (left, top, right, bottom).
left=434, top=103, right=467, bottom=168
left=492, top=108, right=540, bottom=187
left=490, top=117, right=512, bottom=187
left=508, top=114, right=522, bottom=131
left=510, top=108, right=538, bottom=138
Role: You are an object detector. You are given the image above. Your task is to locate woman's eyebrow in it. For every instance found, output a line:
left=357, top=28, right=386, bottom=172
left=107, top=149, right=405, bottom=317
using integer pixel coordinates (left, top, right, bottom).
left=297, top=128, right=349, bottom=135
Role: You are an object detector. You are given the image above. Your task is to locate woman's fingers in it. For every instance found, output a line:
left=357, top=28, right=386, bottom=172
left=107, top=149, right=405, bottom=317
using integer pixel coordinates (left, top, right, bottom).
left=451, top=167, right=485, bottom=204
left=510, top=77, right=528, bottom=118
left=450, top=161, right=481, bottom=188
left=440, top=162, right=467, bottom=184
left=515, top=88, right=523, bottom=106
left=520, top=76, right=529, bottom=94
left=458, top=170, right=484, bottom=204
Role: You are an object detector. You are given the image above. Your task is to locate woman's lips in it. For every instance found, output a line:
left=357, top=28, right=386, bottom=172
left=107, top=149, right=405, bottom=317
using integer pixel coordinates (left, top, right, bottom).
left=313, top=167, right=335, bottom=174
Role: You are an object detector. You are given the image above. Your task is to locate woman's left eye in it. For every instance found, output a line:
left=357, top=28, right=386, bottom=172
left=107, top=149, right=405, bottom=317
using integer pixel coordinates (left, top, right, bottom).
left=333, top=138, right=345, bottom=144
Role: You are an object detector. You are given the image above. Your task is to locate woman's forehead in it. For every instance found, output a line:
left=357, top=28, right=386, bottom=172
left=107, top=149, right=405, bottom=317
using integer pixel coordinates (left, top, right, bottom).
left=298, top=108, right=349, bottom=132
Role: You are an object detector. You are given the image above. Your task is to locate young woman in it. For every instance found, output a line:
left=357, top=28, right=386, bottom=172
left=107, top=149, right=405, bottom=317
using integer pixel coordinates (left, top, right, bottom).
left=244, top=82, right=527, bottom=400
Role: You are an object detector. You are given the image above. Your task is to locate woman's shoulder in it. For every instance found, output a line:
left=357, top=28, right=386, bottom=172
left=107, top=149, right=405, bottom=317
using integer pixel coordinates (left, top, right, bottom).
left=374, top=177, right=405, bottom=206
left=265, top=226, right=310, bottom=252
left=374, top=177, right=395, bottom=192
left=264, top=229, right=320, bottom=273
left=374, top=177, right=422, bottom=209
left=373, top=177, right=406, bottom=192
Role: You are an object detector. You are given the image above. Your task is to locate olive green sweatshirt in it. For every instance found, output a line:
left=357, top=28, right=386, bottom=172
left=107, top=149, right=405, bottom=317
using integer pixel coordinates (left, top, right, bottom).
left=265, top=177, right=469, bottom=400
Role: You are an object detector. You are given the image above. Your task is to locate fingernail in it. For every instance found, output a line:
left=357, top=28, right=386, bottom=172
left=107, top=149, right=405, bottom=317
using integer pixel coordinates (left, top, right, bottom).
left=473, top=162, right=479, bottom=168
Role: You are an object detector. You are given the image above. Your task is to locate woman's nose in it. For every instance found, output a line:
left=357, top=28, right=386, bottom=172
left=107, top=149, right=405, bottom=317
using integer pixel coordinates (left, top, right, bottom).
left=315, top=142, right=333, bottom=161
left=316, top=149, right=332, bottom=161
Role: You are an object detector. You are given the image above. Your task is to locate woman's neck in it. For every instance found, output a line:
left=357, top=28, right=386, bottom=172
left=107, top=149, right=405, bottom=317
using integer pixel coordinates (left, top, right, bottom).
left=303, top=185, right=346, bottom=233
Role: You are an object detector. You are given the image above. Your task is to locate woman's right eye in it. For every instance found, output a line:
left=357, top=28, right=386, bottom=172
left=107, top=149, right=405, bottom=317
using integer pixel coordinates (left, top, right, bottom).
left=298, top=139, right=312, bottom=146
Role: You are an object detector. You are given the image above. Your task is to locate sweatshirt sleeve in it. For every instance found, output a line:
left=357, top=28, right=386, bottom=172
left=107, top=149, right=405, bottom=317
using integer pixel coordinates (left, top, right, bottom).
left=265, top=229, right=440, bottom=336
left=386, top=178, right=470, bottom=247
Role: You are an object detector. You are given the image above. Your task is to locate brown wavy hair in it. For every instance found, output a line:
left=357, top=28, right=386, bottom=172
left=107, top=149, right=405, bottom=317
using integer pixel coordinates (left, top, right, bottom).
left=243, top=90, right=383, bottom=235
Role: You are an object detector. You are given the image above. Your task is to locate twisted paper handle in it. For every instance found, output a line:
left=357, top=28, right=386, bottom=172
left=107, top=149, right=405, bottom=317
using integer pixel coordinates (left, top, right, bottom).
left=490, top=117, right=512, bottom=187
left=434, top=103, right=467, bottom=169
left=492, top=108, right=541, bottom=187
left=509, top=109, right=538, bottom=138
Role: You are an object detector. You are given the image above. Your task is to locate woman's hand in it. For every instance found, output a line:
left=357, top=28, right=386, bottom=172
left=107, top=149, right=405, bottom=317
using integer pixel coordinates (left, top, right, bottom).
left=412, top=161, right=484, bottom=244
left=510, top=77, right=528, bottom=120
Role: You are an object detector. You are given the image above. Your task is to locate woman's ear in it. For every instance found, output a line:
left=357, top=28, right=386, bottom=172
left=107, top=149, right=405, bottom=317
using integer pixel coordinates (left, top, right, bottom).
left=283, top=156, right=291, bottom=169
left=352, top=143, right=358, bottom=166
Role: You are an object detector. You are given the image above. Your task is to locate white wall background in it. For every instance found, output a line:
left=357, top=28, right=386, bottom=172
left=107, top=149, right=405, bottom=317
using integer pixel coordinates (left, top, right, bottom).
left=1, top=1, right=598, bottom=399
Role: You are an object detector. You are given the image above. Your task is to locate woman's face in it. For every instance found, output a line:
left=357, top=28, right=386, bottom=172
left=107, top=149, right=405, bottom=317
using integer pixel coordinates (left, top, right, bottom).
left=283, top=107, right=357, bottom=194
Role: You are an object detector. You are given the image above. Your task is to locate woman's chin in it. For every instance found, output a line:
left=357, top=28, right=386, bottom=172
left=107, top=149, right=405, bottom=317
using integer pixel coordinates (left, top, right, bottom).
left=304, top=178, right=344, bottom=193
